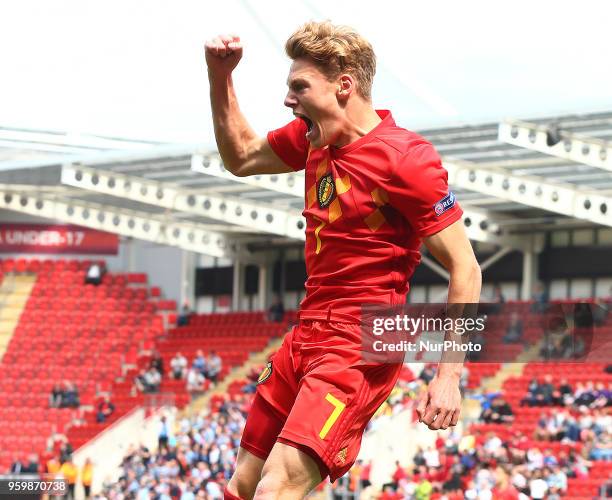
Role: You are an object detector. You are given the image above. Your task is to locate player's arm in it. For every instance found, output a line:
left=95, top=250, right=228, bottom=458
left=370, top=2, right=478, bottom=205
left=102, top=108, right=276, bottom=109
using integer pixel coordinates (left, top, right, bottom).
left=205, top=35, right=294, bottom=177
left=417, top=220, right=481, bottom=430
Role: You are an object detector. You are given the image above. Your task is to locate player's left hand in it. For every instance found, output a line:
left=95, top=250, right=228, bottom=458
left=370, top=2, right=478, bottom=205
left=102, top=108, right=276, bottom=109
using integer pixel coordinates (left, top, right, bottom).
left=415, top=375, right=461, bottom=430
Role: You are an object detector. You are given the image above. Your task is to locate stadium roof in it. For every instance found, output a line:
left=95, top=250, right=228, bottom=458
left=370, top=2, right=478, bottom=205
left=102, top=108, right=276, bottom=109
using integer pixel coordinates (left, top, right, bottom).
left=1, top=109, right=611, bottom=258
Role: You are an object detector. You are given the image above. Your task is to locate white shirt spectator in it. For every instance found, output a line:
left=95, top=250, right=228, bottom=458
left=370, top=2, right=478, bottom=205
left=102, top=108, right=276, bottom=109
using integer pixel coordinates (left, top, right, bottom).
left=87, top=264, right=101, bottom=279
left=423, top=447, right=440, bottom=467
left=511, top=471, right=527, bottom=490
left=484, top=435, right=502, bottom=454
left=475, top=467, right=495, bottom=491
left=144, top=368, right=161, bottom=388
left=206, top=480, right=222, bottom=499
left=170, top=353, right=188, bottom=378
left=207, top=353, right=222, bottom=378
left=529, top=478, right=548, bottom=499
left=527, top=448, right=544, bottom=470
left=186, top=369, right=205, bottom=393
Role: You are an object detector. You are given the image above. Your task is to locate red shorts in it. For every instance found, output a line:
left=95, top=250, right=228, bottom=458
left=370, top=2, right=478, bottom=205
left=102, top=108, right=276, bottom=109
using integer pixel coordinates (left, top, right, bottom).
left=240, top=319, right=402, bottom=481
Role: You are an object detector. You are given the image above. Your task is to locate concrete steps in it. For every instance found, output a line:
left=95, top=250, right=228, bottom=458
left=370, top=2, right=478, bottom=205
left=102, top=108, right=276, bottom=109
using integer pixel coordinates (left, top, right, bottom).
left=185, top=336, right=284, bottom=417
left=463, top=340, right=546, bottom=419
left=0, top=274, right=37, bottom=360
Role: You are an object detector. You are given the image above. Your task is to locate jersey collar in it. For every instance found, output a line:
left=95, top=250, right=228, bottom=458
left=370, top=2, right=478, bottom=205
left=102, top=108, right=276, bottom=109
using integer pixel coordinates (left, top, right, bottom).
left=328, top=110, right=395, bottom=158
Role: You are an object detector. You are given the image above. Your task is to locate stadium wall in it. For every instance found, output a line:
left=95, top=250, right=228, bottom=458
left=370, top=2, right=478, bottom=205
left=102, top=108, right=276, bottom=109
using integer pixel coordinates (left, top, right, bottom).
left=0, top=209, right=185, bottom=304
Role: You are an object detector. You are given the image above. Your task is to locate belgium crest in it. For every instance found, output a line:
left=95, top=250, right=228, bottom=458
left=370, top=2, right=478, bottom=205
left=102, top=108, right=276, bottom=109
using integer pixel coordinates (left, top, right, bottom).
left=317, top=173, right=335, bottom=209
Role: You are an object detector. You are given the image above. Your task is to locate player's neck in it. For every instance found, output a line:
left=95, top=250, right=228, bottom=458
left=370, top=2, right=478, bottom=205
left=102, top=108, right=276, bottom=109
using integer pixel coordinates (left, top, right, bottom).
left=332, top=103, right=381, bottom=148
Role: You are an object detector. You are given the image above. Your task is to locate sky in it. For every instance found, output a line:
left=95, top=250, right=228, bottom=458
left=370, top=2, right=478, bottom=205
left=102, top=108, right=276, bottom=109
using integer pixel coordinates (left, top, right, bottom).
left=2, top=0, right=611, bottom=147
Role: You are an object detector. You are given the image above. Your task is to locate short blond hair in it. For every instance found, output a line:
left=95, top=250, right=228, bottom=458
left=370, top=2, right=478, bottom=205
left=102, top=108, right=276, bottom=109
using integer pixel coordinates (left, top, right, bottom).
left=285, top=21, right=376, bottom=100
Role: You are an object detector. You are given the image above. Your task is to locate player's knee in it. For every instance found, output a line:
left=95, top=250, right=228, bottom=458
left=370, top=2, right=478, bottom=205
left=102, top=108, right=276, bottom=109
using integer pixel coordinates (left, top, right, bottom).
left=253, top=472, right=285, bottom=500
left=227, top=472, right=257, bottom=500
left=253, top=465, right=310, bottom=500
left=228, top=452, right=264, bottom=500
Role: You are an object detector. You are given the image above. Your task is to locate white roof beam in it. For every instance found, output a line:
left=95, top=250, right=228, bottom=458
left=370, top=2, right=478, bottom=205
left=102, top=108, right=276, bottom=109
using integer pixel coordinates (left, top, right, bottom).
left=191, top=153, right=304, bottom=197
left=499, top=119, right=612, bottom=171
left=445, top=160, right=612, bottom=227
left=0, top=185, right=234, bottom=258
left=61, top=163, right=306, bottom=240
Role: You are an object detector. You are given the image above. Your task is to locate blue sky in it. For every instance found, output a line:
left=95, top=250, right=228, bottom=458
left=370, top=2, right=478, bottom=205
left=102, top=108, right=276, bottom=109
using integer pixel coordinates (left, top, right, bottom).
left=2, top=0, right=611, bottom=146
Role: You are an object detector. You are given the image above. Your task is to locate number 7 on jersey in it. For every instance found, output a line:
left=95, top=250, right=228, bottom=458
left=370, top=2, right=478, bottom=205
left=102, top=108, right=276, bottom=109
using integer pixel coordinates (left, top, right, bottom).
left=319, top=393, right=346, bottom=439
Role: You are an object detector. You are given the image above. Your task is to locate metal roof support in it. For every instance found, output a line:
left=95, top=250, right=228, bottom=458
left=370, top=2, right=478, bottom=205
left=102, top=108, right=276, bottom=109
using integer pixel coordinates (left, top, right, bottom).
left=191, top=153, right=304, bottom=197
left=61, top=163, right=306, bottom=240
left=444, top=161, right=612, bottom=227
left=498, top=119, right=612, bottom=171
left=190, top=154, right=532, bottom=251
left=0, top=185, right=234, bottom=258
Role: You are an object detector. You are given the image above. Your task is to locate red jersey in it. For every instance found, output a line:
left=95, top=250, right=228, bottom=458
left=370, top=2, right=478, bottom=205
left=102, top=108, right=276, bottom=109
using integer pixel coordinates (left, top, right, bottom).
left=267, top=110, right=462, bottom=321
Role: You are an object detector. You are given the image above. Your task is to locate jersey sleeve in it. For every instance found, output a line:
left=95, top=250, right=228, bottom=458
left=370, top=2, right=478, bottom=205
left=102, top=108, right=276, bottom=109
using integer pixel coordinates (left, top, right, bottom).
left=266, top=119, right=309, bottom=172
left=387, top=142, right=463, bottom=237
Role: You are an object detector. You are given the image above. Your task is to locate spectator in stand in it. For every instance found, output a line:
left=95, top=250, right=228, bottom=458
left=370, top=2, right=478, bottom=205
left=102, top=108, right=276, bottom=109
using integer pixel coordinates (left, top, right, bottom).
left=528, top=468, right=548, bottom=499
left=267, top=294, right=285, bottom=322
left=594, top=381, right=612, bottom=408
left=546, top=464, right=567, bottom=495
left=575, top=380, right=597, bottom=407
left=150, top=350, right=164, bottom=377
left=480, top=396, right=514, bottom=424
left=81, top=458, right=94, bottom=499
left=84, top=262, right=105, bottom=286
left=588, top=429, right=612, bottom=460
left=192, top=349, right=207, bottom=377
left=49, top=383, right=63, bottom=408
left=134, top=367, right=161, bottom=394
left=390, top=460, right=407, bottom=490
left=531, top=282, right=549, bottom=313
left=170, top=351, right=188, bottom=380
left=177, top=303, right=193, bottom=327
left=10, top=454, right=27, bottom=474
left=418, top=365, right=436, bottom=384
left=96, top=395, right=115, bottom=423
left=61, top=381, right=80, bottom=408
left=59, top=442, right=74, bottom=464
left=552, top=378, right=573, bottom=405
left=503, top=312, right=523, bottom=344
left=521, top=378, right=541, bottom=407
left=158, top=416, right=170, bottom=451
left=492, top=284, right=505, bottom=304
left=23, top=454, right=39, bottom=473
left=206, top=350, right=222, bottom=384
left=522, top=375, right=555, bottom=407
left=539, top=375, right=555, bottom=406
left=186, top=367, right=206, bottom=400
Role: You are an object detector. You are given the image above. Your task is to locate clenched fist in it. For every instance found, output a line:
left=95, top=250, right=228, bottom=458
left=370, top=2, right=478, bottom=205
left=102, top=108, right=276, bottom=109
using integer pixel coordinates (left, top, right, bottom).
left=205, top=35, right=243, bottom=77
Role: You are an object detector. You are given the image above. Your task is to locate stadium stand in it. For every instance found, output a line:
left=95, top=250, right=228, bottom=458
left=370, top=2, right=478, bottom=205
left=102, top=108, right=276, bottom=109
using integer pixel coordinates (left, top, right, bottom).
left=0, top=258, right=292, bottom=479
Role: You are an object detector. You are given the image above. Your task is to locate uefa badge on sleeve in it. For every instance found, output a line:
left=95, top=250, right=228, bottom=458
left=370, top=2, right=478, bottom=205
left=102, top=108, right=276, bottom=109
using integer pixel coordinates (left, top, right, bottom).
left=257, top=361, right=273, bottom=385
left=433, top=192, right=456, bottom=216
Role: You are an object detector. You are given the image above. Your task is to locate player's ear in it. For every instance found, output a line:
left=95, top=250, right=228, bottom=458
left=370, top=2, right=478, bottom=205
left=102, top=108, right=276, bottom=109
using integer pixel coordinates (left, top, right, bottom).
left=336, top=74, right=354, bottom=101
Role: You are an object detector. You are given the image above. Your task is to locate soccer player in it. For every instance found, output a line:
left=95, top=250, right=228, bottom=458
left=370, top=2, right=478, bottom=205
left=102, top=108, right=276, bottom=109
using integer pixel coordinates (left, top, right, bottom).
left=205, top=21, right=481, bottom=500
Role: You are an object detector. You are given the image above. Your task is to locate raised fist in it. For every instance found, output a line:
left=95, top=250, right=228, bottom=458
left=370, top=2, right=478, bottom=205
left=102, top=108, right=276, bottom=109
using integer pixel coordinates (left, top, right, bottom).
left=205, top=35, right=243, bottom=77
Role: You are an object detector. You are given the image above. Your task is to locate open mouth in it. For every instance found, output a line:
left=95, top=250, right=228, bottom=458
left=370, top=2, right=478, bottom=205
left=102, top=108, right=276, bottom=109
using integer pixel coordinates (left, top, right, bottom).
left=295, top=113, right=314, bottom=135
